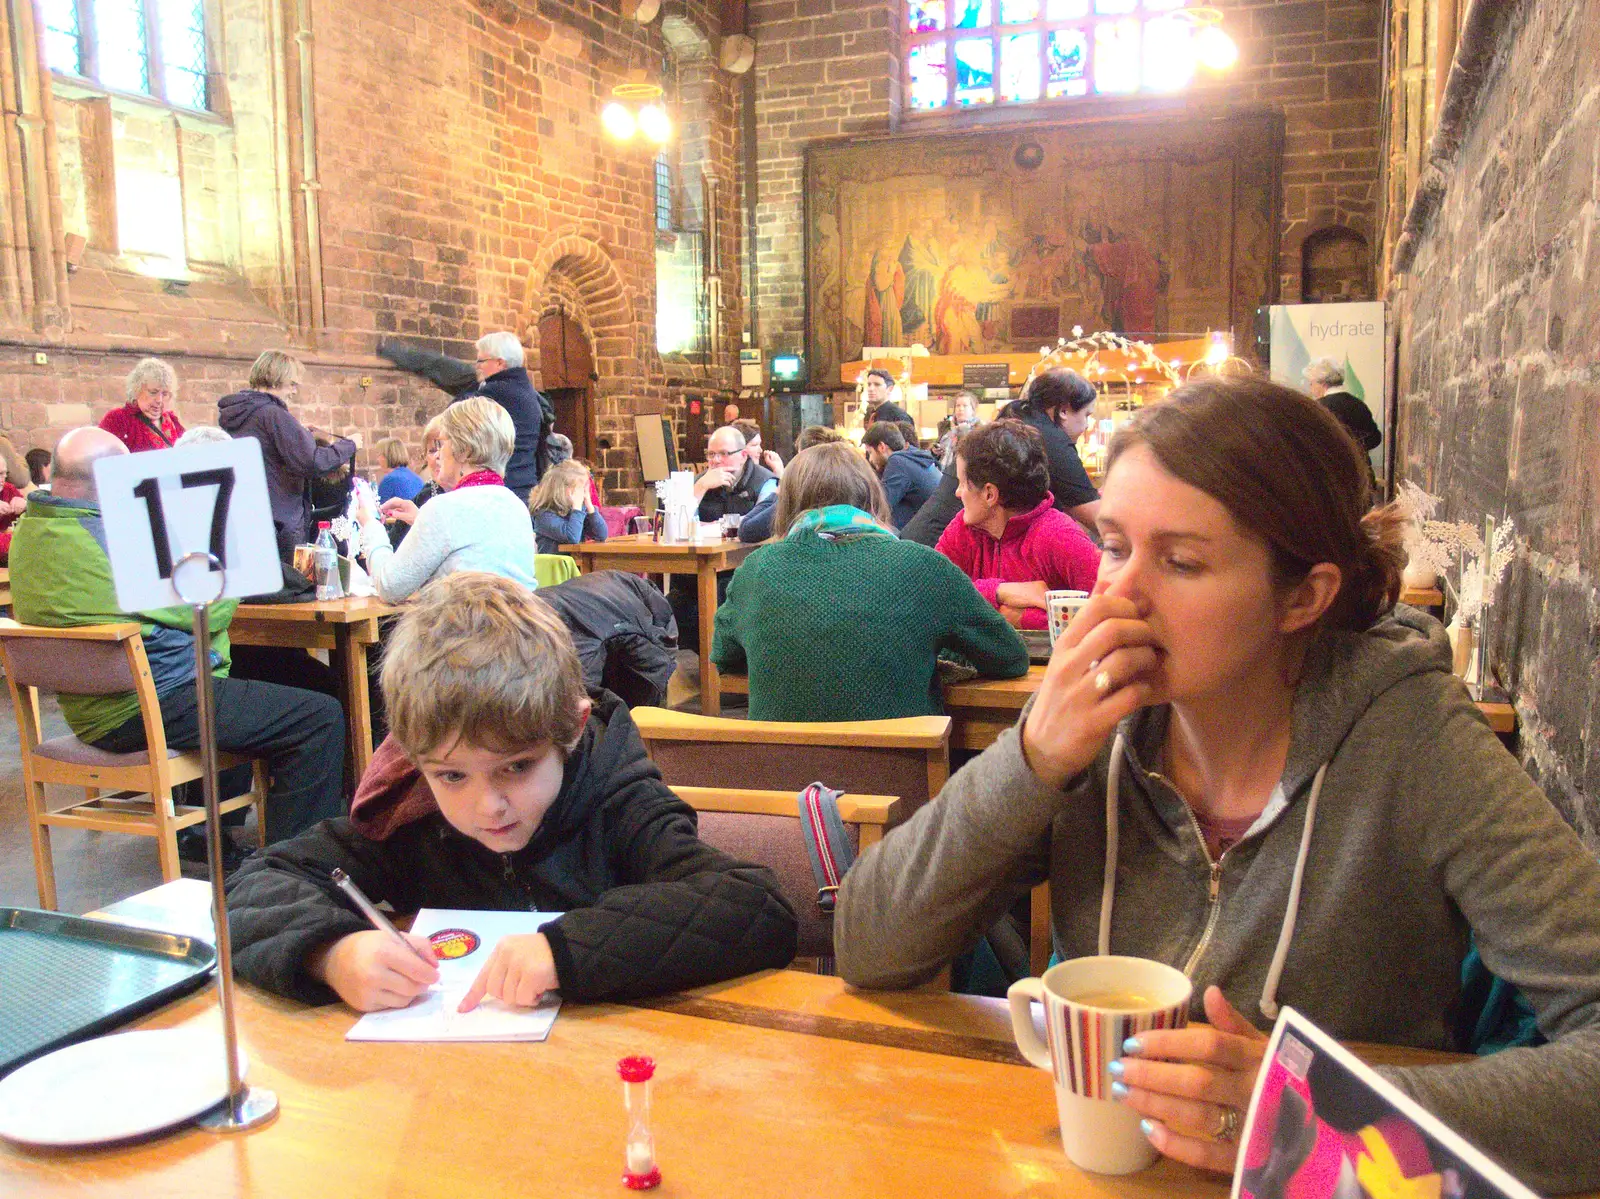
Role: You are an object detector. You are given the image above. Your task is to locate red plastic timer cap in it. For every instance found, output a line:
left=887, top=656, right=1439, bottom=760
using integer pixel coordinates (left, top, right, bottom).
left=617, top=1056, right=655, bottom=1083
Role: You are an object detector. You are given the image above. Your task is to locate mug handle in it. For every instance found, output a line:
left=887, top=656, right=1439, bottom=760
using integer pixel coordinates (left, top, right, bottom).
left=1007, top=977, right=1053, bottom=1071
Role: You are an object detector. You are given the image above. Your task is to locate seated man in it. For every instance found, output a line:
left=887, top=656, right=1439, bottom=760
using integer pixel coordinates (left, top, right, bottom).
left=226, top=572, right=797, bottom=1010
left=935, top=419, right=1100, bottom=628
left=862, top=421, right=941, bottom=530
left=670, top=425, right=777, bottom=639
left=10, top=428, right=346, bottom=852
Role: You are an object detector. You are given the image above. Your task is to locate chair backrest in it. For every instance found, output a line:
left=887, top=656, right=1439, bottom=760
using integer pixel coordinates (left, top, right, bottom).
left=635, top=707, right=950, bottom=812
left=534, top=553, right=581, bottom=588
left=671, top=785, right=902, bottom=961
left=0, top=624, right=142, bottom=695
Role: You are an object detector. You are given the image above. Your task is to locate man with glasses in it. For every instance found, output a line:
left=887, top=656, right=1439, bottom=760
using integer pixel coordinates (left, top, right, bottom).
left=669, top=426, right=778, bottom=643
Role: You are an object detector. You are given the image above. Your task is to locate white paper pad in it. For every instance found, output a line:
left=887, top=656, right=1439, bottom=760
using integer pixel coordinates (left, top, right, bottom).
left=346, top=908, right=563, bottom=1043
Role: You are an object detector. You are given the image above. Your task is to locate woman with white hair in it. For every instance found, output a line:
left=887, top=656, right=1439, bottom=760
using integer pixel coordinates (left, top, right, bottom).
left=219, top=349, right=358, bottom=555
left=100, top=357, right=186, bottom=452
left=354, top=396, right=536, bottom=601
left=1301, top=357, right=1382, bottom=456
left=460, top=330, right=553, bottom=502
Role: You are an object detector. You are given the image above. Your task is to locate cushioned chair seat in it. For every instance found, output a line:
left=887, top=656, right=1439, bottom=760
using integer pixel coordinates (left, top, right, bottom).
left=33, top=734, right=181, bottom=767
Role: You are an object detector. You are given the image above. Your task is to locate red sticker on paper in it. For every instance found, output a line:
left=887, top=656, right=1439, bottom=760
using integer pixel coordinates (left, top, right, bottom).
left=428, top=928, right=481, bottom=959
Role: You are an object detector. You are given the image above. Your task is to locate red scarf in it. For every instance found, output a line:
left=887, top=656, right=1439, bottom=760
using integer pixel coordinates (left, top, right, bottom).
left=452, top=469, right=504, bottom=490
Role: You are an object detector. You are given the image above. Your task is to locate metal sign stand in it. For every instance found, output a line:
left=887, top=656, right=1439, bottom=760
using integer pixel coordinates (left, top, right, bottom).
left=173, top=552, right=279, bottom=1133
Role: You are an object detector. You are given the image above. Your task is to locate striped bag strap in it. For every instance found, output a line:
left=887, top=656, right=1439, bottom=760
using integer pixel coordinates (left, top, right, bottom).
left=797, top=782, right=855, bottom=914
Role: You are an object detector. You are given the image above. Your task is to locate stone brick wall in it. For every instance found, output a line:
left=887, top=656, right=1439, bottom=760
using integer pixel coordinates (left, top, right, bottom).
left=4, top=0, right=747, bottom=498
left=748, top=0, right=1385, bottom=384
left=1393, top=0, right=1600, bottom=843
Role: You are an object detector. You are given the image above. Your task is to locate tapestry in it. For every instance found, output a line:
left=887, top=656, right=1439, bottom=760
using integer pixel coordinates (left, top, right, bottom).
left=804, top=110, right=1282, bottom=387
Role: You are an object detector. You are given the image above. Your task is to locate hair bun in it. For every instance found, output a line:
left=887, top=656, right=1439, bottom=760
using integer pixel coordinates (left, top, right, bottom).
left=1333, top=503, right=1407, bottom=629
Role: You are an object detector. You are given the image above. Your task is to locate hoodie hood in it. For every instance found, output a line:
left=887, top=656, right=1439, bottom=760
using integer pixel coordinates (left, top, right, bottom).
left=896, top=446, right=937, bottom=471
left=349, top=690, right=639, bottom=844
left=217, top=389, right=286, bottom=434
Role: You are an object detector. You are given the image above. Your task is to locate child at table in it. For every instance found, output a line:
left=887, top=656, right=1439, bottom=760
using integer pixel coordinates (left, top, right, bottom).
left=226, top=571, right=798, bottom=1011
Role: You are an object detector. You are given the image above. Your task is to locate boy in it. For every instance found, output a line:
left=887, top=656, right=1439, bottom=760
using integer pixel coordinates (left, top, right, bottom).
left=227, top=572, right=797, bottom=1011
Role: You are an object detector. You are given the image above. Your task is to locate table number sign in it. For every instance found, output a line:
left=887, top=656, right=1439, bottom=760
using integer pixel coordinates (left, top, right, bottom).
left=94, top=439, right=282, bottom=612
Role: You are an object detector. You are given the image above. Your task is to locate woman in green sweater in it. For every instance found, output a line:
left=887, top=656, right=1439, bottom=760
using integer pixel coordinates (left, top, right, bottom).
left=712, top=442, right=1029, bottom=722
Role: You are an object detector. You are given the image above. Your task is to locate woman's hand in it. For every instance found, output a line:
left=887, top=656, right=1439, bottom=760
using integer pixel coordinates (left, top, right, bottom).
left=760, top=449, right=785, bottom=477
left=309, top=930, right=439, bottom=1012
left=1111, top=987, right=1268, bottom=1173
left=1020, top=591, right=1163, bottom=788
left=354, top=489, right=379, bottom=526
left=458, top=933, right=559, bottom=1011
left=379, top=497, right=419, bottom=526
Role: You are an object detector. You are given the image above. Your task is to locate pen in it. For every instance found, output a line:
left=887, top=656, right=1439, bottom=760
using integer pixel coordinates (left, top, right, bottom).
left=330, top=867, right=437, bottom=971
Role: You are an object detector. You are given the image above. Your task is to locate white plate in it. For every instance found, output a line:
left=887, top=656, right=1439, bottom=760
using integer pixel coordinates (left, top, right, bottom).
left=0, top=1027, right=248, bottom=1146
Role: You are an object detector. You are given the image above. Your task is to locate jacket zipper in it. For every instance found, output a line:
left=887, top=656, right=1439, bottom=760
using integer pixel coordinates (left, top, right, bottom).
left=1151, top=770, right=1228, bottom=978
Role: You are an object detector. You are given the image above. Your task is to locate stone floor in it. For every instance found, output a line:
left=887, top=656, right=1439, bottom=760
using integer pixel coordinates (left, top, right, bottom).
left=0, top=649, right=727, bottom=914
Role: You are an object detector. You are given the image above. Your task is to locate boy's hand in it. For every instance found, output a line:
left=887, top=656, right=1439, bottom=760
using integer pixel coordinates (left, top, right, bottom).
left=458, top=933, right=559, bottom=1012
left=311, top=930, right=438, bottom=1012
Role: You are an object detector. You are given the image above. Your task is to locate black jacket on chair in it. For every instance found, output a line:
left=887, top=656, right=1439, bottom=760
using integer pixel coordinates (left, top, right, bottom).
left=225, top=691, right=797, bottom=1004
left=537, top=571, right=679, bottom=709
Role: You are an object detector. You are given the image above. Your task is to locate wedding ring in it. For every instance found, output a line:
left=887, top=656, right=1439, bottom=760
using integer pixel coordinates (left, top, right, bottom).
left=1093, top=669, right=1113, bottom=694
left=1214, top=1105, right=1240, bottom=1144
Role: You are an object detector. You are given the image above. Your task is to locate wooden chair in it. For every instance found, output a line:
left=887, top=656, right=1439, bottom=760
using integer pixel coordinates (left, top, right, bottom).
left=632, top=707, right=951, bottom=814
left=670, top=785, right=907, bottom=962
left=0, top=620, right=267, bottom=909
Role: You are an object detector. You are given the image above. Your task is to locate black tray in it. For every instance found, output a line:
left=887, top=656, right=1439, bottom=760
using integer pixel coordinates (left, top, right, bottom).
left=1021, top=628, right=1054, bottom=663
left=0, top=908, right=215, bottom=1078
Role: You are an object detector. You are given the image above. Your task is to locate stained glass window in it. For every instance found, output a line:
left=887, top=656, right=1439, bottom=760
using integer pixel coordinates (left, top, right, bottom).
left=1000, top=34, right=1040, bottom=101
left=1046, top=29, right=1088, bottom=97
left=94, top=0, right=150, bottom=95
left=906, top=0, right=1192, bottom=111
left=953, top=38, right=994, bottom=105
left=42, top=0, right=210, bottom=111
left=40, top=0, right=82, bottom=76
left=952, top=0, right=991, bottom=30
left=160, top=0, right=209, bottom=110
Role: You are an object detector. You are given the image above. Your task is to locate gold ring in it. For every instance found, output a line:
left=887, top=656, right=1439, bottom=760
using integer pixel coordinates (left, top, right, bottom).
left=1214, top=1105, right=1240, bottom=1144
left=1093, top=669, right=1113, bottom=694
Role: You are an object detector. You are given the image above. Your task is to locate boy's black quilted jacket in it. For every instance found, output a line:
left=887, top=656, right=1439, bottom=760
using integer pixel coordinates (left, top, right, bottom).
left=225, top=691, right=797, bottom=1004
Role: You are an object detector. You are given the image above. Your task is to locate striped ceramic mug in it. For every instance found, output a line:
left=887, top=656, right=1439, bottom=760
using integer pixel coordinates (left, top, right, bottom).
left=1008, top=955, right=1192, bottom=1174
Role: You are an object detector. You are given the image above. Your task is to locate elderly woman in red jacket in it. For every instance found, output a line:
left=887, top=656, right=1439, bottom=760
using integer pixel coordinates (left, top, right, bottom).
left=99, top=358, right=186, bottom=452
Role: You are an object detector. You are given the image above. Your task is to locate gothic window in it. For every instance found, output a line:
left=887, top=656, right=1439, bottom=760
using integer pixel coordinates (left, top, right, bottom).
left=40, top=0, right=211, bottom=112
left=907, top=0, right=1197, bottom=111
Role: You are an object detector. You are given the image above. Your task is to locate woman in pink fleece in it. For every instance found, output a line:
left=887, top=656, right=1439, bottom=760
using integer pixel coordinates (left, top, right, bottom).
left=936, top=418, right=1100, bottom=628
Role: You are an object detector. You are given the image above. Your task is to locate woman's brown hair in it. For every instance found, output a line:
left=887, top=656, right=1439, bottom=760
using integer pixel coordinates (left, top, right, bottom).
left=773, top=442, right=892, bottom=536
left=1106, top=376, right=1404, bottom=631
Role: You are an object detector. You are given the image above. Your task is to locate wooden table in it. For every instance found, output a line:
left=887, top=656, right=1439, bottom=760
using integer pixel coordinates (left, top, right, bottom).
left=562, top=535, right=758, bottom=717
left=229, top=598, right=401, bottom=778
left=0, top=566, right=10, bottom=609
left=6, top=883, right=1563, bottom=1199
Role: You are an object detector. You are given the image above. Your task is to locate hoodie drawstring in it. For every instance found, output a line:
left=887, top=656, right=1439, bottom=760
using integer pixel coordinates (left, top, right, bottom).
left=1095, top=738, right=1328, bottom=1022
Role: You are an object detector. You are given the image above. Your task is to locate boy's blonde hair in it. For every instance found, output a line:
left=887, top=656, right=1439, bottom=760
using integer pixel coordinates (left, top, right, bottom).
left=529, top=459, right=590, bottom=518
left=381, top=572, right=587, bottom=758
left=435, top=397, right=514, bottom=476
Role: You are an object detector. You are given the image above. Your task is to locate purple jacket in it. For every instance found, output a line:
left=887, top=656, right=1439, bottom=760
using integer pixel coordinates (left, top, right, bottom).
left=218, top=389, right=355, bottom=546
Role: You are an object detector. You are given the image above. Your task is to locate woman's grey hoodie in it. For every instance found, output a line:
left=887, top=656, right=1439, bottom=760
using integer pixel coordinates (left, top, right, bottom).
left=836, top=607, right=1600, bottom=1194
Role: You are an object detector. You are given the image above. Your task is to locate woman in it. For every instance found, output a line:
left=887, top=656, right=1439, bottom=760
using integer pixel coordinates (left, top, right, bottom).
left=936, top=419, right=1099, bottom=628
left=100, top=358, right=186, bottom=452
left=1002, top=367, right=1100, bottom=527
left=355, top=397, right=536, bottom=601
left=218, top=350, right=357, bottom=556
left=711, top=442, right=1028, bottom=722
left=529, top=459, right=609, bottom=556
left=936, top=390, right=982, bottom=470
left=374, top=436, right=425, bottom=503
left=835, top=377, right=1600, bottom=1194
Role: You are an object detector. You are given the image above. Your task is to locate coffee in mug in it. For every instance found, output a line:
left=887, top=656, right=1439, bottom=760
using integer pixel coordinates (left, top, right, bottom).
left=1009, top=955, right=1192, bottom=1174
